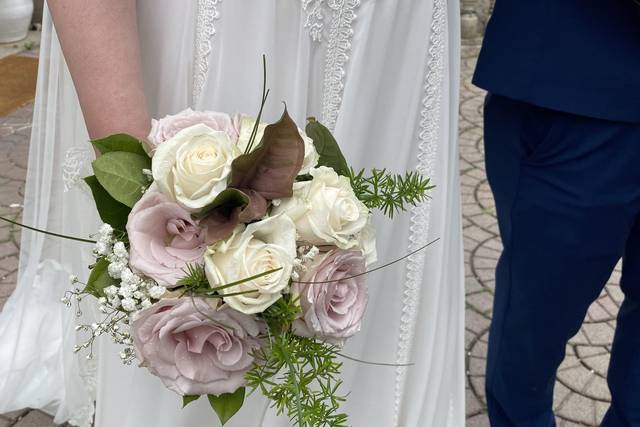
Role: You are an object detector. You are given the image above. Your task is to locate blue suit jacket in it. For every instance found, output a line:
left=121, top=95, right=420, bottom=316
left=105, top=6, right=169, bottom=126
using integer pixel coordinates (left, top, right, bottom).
left=473, top=0, right=640, bottom=123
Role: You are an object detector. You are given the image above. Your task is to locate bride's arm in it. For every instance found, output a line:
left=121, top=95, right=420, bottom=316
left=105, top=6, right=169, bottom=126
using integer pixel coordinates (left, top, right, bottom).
left=48, top=0, right=150, bottom=140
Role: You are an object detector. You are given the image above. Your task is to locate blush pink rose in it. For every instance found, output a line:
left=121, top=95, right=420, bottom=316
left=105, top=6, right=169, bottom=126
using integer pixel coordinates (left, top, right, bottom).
left=131, top=298, right=262, bottom=396
left=146, top=108, right=240, bottom=152
left=127, top=190, right=206, bottom=287
left=292, top=249, right=368, bottom=344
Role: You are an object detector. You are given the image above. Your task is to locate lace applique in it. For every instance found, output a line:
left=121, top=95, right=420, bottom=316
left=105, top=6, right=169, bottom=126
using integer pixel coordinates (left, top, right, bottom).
left=193, top=0, right=222, bottom=106
left=62, top=146, right=93, bottom=193
left=302, top=0, right=327, bottom=42
left=66, top=358, right=97, bottom=427
left=67, top=404, right=94, bottom=427
left=320, top=0, right=361, bottom=131
left=393, top=0, right=448, bottom=425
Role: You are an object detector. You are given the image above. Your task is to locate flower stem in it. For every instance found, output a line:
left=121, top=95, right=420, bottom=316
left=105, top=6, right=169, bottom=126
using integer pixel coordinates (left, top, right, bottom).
left=292, top=237, right=440, bottom=285
left=283, top=346, right=306, bottom=427
left=0, top=215, right=96, bottom=244
left=245, top=55, right=270, bottom=155
left=336, top=352, right=414, bottom=367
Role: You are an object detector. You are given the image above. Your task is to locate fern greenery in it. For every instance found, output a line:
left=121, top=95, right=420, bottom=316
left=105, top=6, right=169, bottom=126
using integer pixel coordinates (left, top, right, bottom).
left=246, top=296, right=348, bottom=427
left=349, top=168, right=434, bottom=218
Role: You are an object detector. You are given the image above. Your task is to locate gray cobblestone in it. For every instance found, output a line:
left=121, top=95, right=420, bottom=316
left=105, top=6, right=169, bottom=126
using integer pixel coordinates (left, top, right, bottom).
left=12, top=411, right=57, bottom=427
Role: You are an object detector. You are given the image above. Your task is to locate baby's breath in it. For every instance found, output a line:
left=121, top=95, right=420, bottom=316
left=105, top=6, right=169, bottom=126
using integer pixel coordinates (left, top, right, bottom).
left=65, top=223, right=168, bottom=365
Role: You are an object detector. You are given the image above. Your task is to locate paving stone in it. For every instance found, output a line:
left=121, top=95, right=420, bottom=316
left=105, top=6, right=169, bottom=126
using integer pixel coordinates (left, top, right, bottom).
left=466, top=309, right=491, bottom=334
left=576, top=345, right=608, bottom=359
left=581, top=353, right=610, bottom=378
left=465, top=276, right=484, bottom=293
left=474, top=244, right=500, bottom=260
left=470, top=337, right=488, bottom=358
left=558, top=365, right=594, bottom=394
left=467, top=356, right=486, bottom=377
left=470, top=376, right=486, bottom=405
left=586, top=300, right=615, bottom=322
left=568, top=329, right=590, bottom=346
left=1, top=408, right=28, bottom=420
left=557, top=393, right=597, bottom=425
left=13, top=411, right=56, bottom=427
left=471, top=256, right=498, bottom=271
left=466, top=387, right=484, bottom=416
left=582, top=375, right=610, bottom=401
left=466, top=291, right=494, bottom=314
left=466, top=413, right=490, bottom=427
left=553, top=382, right=572, bottom=411
left=595, top=402, right=609, bottom=424
left=581, top=323, right=615, bottom=346
left=465, top=329, right=477, bottom=349
left=606, top=284, right=624, bottom=305
left=557, top=355, right=581, bottom=373
left=474, top=267, right=496, bottom=283
left=560, top=421, right=590, bottom=427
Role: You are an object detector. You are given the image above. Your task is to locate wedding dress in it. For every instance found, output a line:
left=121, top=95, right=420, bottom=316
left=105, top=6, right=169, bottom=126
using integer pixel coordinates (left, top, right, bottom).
left=0, top=1, right=464, bottom=426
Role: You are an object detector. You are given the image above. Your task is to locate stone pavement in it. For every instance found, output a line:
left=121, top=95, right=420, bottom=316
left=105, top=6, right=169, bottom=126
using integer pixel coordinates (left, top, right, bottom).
left=460, top=45, right=622, bottom=427
left=0, top=37, right=623, bottom=427
left=0, top=104, right=29, bottom=310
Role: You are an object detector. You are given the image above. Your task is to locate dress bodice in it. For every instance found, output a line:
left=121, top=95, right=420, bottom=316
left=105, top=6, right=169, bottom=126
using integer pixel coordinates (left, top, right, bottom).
left=138, top=0, right=364, bottom=132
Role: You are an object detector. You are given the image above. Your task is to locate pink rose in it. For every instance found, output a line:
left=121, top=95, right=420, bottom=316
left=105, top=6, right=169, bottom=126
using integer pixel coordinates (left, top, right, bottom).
left=146, top=108, right=240, bottom=152
left=127, top=190, right=206, bottom=287
left=131, top=298, right=262, bottom=396
left=292, top=249, right=368, bottom=344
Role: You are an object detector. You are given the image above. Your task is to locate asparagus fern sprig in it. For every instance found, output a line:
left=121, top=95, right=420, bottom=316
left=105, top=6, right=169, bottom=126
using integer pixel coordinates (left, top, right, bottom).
left=176, top=263, right=210, bottom=292
left=349, top=168, right=434, bottom=218
left=246, top=297, right=348, bottom=427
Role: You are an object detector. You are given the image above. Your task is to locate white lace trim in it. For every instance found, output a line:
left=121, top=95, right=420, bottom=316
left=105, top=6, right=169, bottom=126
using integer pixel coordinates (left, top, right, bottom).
left=66, top=359, right=97, bottom=427
left=393, top=0, right=448, bottom=425
left=302, top=0, right=328, bottom=42
left=62, top=146, right=93, bottom=193
left=320, top=0, right=361, bottom=132
left=192, top=0, right=222, bottom=106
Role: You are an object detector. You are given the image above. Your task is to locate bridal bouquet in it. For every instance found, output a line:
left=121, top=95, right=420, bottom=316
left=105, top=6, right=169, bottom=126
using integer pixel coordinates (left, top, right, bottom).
left=52, top=88, right=432, bottom=425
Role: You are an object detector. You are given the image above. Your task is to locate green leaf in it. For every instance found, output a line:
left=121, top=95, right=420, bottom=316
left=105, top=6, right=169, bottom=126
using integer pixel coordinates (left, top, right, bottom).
left=207, top=388, right=245, bottom=426
left=305, top=118, right=350, bottom=177
left=92, top=151, right=151, bottom=208
left=84, top=175, right=131, bottom=231
left=182, top=395, right=200, bottom=408
left=210, top=188, right=250, bottom=211
left=91, top=133, right=149, bottom=157
left=84, top=258, right=115, bottom=298
left=196, top=188, right=250, bottom=219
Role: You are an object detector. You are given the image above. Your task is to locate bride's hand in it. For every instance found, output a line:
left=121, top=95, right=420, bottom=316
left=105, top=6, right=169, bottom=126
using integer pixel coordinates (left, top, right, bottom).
left=48, top=0, right=151, bottom=142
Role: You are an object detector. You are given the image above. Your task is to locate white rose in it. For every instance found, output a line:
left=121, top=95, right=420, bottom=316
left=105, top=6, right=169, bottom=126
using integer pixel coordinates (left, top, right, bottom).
left=204, top=215, right=296, bottom=314
left=359, top=219, right=378, bottom=266
left=236, top=115, right=319, bottom=175
left=152, top=123, right=241, bottom=211
left=273, top=166, right=369, bottom=249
